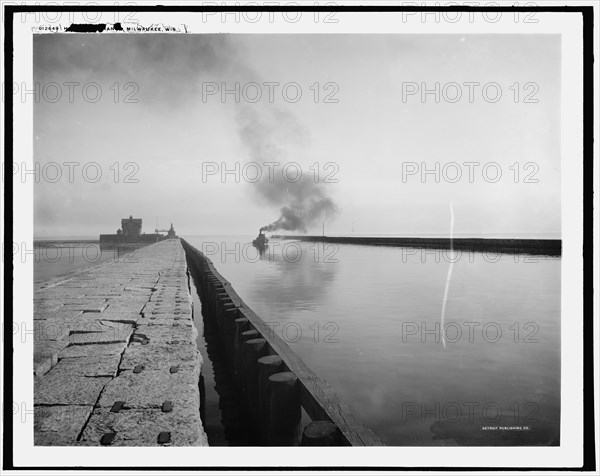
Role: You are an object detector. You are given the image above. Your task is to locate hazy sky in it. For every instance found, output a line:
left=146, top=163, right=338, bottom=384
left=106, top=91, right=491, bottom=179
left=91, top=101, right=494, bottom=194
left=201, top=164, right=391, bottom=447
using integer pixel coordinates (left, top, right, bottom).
left=33, top=34, right=560, bottom=238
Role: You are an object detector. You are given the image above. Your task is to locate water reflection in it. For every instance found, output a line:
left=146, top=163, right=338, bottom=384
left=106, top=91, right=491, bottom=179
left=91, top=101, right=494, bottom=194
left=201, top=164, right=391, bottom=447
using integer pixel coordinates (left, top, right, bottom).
left=252, top=241, right=268, bottom=259
left=199, top=238, right=340, bottom=316
left=249, top=240, right=339, bottom=316
left=186, top=236, right=561, bottom=446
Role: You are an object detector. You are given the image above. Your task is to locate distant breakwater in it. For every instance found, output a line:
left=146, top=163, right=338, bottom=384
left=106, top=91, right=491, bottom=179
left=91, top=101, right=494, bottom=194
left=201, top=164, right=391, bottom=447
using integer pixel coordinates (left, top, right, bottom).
left=270, top=236, right=561, bottom=256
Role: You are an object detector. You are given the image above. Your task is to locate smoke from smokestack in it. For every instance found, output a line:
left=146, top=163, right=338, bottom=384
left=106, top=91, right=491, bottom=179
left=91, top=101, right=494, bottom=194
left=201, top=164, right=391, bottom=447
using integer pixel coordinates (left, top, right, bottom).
left=61, top=34, right=338, bottom=233
left=114, top=34, right=338, bottom=233
left=260, top=193, right=337, bottom=233
left=236, top=105, right=338, bottom=234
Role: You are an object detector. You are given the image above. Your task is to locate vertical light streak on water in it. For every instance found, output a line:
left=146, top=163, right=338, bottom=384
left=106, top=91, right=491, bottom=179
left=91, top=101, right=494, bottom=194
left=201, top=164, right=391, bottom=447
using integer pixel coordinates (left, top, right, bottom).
left=440, top=202, right=455, bottom=349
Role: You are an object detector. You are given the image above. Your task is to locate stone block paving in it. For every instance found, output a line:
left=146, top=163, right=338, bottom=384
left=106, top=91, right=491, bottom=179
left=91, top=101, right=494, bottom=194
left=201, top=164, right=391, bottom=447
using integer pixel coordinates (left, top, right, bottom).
left=33, top=240, right=208, bottom=446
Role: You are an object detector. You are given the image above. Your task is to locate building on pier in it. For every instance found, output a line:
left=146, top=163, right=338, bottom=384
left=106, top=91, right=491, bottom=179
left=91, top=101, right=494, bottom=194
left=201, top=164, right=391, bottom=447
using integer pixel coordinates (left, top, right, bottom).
left=100, top=215, right=173, bottom=249
left=121, top=215, right=142, bottom=238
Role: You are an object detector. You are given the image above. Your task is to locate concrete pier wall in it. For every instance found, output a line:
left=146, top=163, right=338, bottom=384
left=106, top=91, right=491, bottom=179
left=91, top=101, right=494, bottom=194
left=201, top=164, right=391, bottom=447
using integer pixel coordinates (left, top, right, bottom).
left=33, top=239, right=208, bottom=447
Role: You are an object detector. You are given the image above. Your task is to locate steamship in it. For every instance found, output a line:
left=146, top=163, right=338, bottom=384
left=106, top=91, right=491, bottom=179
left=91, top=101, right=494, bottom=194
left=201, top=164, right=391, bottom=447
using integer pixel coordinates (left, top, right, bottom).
left=252, top=230, right=269, bottom=247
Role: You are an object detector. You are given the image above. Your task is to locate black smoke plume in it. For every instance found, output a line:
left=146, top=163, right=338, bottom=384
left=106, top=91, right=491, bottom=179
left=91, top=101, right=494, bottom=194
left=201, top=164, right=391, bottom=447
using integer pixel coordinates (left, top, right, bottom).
left=236, top=105, right=338, bottom=234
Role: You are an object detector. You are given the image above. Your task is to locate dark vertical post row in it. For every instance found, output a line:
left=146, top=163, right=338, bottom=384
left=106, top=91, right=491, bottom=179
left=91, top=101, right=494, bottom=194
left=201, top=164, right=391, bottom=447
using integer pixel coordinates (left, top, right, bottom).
left=181, top=240, right=343, bottom=446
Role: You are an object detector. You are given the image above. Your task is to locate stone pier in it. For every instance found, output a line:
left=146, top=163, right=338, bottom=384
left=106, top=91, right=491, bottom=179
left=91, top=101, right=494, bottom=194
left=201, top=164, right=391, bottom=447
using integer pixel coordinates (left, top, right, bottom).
left=33, top=239, right=208, bottom=446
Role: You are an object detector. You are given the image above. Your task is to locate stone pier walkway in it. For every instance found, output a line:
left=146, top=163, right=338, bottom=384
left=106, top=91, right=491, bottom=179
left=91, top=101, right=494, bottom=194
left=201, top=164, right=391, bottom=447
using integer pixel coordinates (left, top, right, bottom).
left=33, top=239, right=208, bottom=446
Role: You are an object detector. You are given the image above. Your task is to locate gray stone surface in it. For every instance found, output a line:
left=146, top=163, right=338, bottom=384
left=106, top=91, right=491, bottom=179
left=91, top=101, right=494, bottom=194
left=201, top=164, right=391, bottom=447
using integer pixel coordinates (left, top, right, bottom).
left=33, top=240, right=207, bottom=446
left=34, top=340, right=70, bottom=377
left=58, top=342, right=127, bottom=359
left=97, top=368, right=200, bottom=409
left=34, top=405, right=94, bottom=446
left=119, top=342, right=200, bottom=372
left=80, top=406, right=207, bottom=446
left=133, top=324, right=195, bottom=346
left=93, top=311, right=144, bottom=325
left=141, top=317, right=194, bottom=327
left=68, top=322, right=134, bottom=345
left=35, top=374, right=111, bottom=405
left=51, top=354, right=123, bottom=377
left=34, top=321, right=72, bottom=341
left=143, top=301, right=193, bottom=316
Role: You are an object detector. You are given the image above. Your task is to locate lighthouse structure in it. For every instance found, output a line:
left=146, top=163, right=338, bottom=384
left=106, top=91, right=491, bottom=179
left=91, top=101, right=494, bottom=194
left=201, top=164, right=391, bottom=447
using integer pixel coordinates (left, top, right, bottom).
left=167, top=223, right=177, bottom=239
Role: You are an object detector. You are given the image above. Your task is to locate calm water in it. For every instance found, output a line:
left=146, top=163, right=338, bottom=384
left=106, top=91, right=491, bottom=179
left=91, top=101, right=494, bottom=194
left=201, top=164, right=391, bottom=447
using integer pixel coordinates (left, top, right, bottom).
left=33, top=242, right=128, bottom=283
left=185, top=235, right=561, bottom=446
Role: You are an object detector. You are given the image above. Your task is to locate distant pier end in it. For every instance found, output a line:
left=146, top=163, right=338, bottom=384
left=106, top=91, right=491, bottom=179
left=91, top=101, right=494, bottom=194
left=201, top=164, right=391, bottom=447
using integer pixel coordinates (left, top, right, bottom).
left=99, top=216, right=178, bottom=249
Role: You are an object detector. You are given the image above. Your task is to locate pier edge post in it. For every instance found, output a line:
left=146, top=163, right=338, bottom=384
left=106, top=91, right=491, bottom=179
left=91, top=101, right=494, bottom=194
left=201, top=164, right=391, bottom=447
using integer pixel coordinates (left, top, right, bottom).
left=301, top=421, right=341, bottom=446
left=258, top=355, right=283, bottom=444
left=242, top=338, right=268, bottom=424
left=267, top=371, right=302, bottom=446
